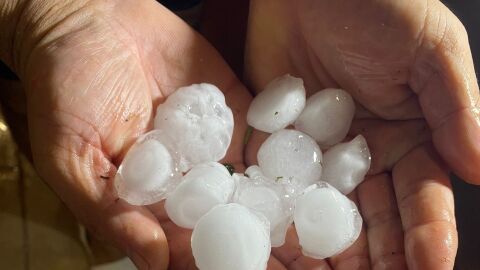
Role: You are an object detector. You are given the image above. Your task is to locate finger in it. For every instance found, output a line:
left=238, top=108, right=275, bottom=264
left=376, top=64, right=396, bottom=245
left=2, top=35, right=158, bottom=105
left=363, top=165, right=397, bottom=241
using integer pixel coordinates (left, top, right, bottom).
left=357, top=174, right=407, bottom=270
left=349, top=118, right=430, bottom=175
left=328, top=192, right=370, bottom=270
left=272, top=226, right=332, bottom=270
left=112, top=0, right=252, bottom=166
left=408, top=1, right=480, bottom=184
left=392, top=144, right=457, bottom=270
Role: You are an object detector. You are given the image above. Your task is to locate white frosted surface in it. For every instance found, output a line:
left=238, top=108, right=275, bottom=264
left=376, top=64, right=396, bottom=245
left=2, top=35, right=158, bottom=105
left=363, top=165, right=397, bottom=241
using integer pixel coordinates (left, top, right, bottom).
left=154, top=83, right=233, bottom=171
left=321, top=135, right=371, bottom=194
left=165, top=162, right=235, bottom=229
left=191, top=204, right=271, bottom=270
left=247, top=74, right=306, bottom=133
left=258, top=129, right=323, bottom=191
left=295, top=89, right=355, bottom=148
left=115, top=130, right=181, bottom=205
left=294, top=183, right=363, bottom=259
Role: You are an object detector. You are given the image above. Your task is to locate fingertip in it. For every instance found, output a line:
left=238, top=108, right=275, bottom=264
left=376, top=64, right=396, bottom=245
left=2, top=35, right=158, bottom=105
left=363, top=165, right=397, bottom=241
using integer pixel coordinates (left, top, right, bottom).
left=405, top=222, right=457, bottom=270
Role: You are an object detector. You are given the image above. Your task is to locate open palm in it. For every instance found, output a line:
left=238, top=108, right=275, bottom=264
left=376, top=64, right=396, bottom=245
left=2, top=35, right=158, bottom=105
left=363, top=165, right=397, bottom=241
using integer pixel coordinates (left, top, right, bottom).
left=19, top=0, right=255, bottom=269
left=245, top=0, right=479, bottom=269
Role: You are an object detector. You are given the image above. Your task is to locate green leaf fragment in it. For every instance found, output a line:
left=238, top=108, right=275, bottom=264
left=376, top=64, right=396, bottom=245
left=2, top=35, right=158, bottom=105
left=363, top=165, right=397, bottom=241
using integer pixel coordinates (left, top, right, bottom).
left=223, top=163, right=235, bottom=175
left=243, top=126, right=254, bottom=145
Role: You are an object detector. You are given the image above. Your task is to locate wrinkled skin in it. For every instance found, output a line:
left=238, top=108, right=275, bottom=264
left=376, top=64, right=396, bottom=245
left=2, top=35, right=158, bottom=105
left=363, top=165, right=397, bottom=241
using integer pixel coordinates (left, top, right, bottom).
left=15, top=0, right=251, bottom=269
left=4, top=0, right=479, bottom=269
left=245, top=0, right=479, bottom=269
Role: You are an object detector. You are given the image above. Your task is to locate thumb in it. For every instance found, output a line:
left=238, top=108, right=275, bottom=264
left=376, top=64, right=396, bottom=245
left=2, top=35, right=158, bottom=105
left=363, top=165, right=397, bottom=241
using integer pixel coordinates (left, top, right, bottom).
left=409, top=1, right=480, bottom=184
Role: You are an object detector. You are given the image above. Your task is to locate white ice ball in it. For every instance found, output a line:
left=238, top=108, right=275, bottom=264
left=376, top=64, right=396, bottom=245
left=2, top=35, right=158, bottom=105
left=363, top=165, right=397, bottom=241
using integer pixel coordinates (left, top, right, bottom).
left=294, top=183, right=363, bottom=259
left=191, top=203, right=271, bottom=270
left=294, top=88, right=355, bottom=148
left=154, top=83, right=234, bottom=172
left=247, top=74, right=306, bottom=133
left=321, top=135, right=371, bottom=194
left=232, top=172, right=293, bottom=247
left=257, top=129, right=322, bottom=191
left=115, top=130, right=181, bottom=205
left=165, top=162, right=235, bottom=229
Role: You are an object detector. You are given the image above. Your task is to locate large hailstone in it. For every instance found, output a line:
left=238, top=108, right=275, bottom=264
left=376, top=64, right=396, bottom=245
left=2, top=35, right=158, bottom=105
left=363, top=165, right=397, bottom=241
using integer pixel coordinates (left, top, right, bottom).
left=294, top=88, right=355, bottom=148
left=115, top=130, right=182, bottom=206
left=247, top=74, right=306, bottom=133
left=257, top=129, right=322, bottom=191
left=191, top=203, right=271, bottom=270
left=232, top=170, right=293, bottom=247
left=165, top=162, right=235, bottom=229
left=154, top=83, right=234, bottom=172
left=321, top=135, right=371, bottom=194
left=294, top=183, right=363, bottom=259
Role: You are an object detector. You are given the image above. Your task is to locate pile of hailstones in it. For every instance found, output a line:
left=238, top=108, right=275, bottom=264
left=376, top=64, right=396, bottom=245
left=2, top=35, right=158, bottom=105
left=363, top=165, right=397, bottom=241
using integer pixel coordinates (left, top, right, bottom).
left=115, top=75, right=371, bottom=270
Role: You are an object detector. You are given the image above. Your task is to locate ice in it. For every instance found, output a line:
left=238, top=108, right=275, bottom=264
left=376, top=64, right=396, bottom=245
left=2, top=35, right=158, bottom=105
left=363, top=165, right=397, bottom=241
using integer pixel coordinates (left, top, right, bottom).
left=294, top=183, right=363, bottom=259
left=165, top=162, right=235, bottom=229
left=232, top=171, right=293, bottom=247
left=321, top=135, right=371, bottom=194
left=246, top=165, right=298, bottom=199
left=247, top=74, right=306, bottom=133
left=294, top=89, right=355, bottom=148
left=115, top=130, right=182, bottom=206
left=154, top=83, right=234, bottom=172
left=191, top=203, right=271, bottom=270
left=257, top=129, right=322, bottom=191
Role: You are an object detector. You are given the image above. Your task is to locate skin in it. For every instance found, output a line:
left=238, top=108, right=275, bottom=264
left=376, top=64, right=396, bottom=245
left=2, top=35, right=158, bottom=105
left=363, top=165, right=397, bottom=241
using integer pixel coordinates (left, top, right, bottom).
left=245, top=0, right=479, bottom=269
left=0, top=0, right=478, bottom=269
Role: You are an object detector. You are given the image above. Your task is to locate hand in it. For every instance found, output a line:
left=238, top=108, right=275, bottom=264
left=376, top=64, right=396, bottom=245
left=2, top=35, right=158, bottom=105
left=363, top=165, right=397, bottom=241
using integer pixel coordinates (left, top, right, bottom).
left=1, top=0, right=254, bottom=269
left=245, top=0, right=479, bottom=269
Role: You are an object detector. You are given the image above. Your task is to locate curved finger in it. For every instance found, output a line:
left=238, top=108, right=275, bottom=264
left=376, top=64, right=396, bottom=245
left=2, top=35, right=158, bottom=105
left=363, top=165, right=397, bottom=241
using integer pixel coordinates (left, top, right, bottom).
left=357, top=174, right=407, bottom=270
left=392, top=144, right=457, bottom=270
left=409, top=1, right=480, bottom=184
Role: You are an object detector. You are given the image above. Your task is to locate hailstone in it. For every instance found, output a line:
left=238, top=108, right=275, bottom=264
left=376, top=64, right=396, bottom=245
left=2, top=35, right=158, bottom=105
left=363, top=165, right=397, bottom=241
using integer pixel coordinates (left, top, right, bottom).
left=115, top=130, right=181, bottom=205
left=165, top=162, right=235, bottom=229
left=294, top=183, right=363, bottom=259
left=257, top=129, right=322, bottom=191
left=247, top=74, right=306, bottom=133
left=191, top=204, right=271, bottom=270
left=321, top=135, right=371, bottom=194
left=154, top=83, right=234, bottom=172
left=295, top=89, right=355, bottom=148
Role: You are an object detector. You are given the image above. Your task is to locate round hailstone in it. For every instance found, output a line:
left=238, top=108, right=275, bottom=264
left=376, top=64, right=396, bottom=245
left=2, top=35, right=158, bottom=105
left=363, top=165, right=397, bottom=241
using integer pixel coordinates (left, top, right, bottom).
left=115, top=130, right=181, bottom=206
left=321, top=135, right=371, bottom=194
left=294, top=88, right=355, bottom=148
left=154, top=83, right=234, bottom=172
left=165, top=162, right=235, bottom=229
left=191, top=203, right=271, bottom=270
left=232, top=172, right=293, bottom=247
left=247, top=74, right=306, bottom=133
left=257, top=129, right=322, bottom=191
left=294, top=183, right=363, bottom=259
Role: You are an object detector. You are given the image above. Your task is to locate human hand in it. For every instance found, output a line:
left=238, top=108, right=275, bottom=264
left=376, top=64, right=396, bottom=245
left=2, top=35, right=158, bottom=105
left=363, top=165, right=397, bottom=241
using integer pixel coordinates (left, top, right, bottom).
left=0, top=0, right=255, bottom=269
left=245, top=0, right=479, bottom=269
